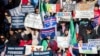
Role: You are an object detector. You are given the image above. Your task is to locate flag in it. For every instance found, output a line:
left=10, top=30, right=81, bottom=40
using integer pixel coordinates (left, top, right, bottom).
left=66, top=19, right=77, bottom=56
left=70, top=19, right=77, bottom=45
left=46, top=3, right=52, bottom=12
left=76, top=24, right=79, bottom=39
left=40, top=0, right=47, bottom=19
left=50, top=4, right=61, bottom=12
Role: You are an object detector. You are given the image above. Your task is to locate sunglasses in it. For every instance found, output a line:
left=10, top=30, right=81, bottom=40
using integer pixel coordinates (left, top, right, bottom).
left=0, top=38, right=5, bottom=39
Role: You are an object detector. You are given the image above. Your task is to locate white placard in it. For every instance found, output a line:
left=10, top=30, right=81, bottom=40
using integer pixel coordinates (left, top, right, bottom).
left=56, top=12, right=72, bottom=21
left=34, top=46, right=44, bottom=51
left=57, top=36, right=70, bottom=48
left=75, top=10, right=94, bottom=19
left=24, top=13, right=43, bottom=29
left=25, top=45, right=32, bottom=55
left=79, top=43, right=97, bottom=54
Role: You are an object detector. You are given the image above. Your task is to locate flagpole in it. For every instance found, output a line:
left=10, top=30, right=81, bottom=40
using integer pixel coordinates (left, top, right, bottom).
left=60, top=0, right=63, bottom=8
left=39, top=0, right=40, bottom=13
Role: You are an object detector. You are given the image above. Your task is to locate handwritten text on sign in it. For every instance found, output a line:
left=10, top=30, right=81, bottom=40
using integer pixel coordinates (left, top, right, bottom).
left=75, top=10, right=94, bottom=19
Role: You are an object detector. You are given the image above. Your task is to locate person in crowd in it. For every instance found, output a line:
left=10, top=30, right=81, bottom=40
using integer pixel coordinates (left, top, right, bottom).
left=82, top=26, right=97, bottom=43
left=47, top=36, right=58, bottom=56
left=94, top=3, right=100, bottom=26
left=72, top=38, right=83, bottom=56
left=31, top=29, right=39, bottom=46
left=19, top=30, right=32, bottom=46
left=7, top=29, right=20, bottom=46
left=0, top=34, right=7, bottom=54
left=15, top=29, right=23, bottom=40
left=58, top=21, right=69, bottom=36
left=41, top=38, right=48, bottom=51
left=0, top=35, right=7, bottom=56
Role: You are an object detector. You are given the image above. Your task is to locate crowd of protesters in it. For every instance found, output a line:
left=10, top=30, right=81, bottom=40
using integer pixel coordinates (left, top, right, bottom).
left=0, top=0, right=100, bottom=56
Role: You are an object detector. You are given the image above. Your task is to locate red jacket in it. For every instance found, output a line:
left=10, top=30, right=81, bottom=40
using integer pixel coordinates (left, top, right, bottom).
left=19, top=40, right=32, bottom=46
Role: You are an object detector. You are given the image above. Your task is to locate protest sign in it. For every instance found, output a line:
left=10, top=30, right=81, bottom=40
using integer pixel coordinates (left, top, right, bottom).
left=75, top=10, right=94, bottom=19
left=40, top=27, right=55, bottom=39
left=56, top=12, right=72, bottom=21
left=57, top=36, right=70, bottom=48
left=63, top=3, right=76, bottom=12
left=34, top=46, right=44, bottom=51
left=32, top=50, right=52, bottom=56
left=88, top=39, right=100, bottom=50
left=11, top=16, right=25, bottom=28
left=25, top=45, right=32, bottom=55
left=88, top=39, right=100, bottom=46
left=43, top=16, right=57, bottom=29
left=21, top=5, right=34, bottom=13
left=24, top=13, right=43, bottom=29
left=5, top=47, right=25, bottom=55
left=79, top=43, right=97, bottom=54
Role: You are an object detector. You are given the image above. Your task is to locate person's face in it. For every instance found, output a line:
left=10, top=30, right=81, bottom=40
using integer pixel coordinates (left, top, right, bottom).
left=36, top=9, right=39, bottom=14
left=86, top=30, right=91, bottom=34
left=79, top=40, right=83, bottom=43
left=94, top=7, right=99, bottom=10
left=9, top=30, right=14, bottom=35
left=18, top=29, right=22, bottom=33
left=65, top=30, right=69, bottom=35
left=60, top=23, right=66, bottom=26
left=0, top=36, right=5, bottom=41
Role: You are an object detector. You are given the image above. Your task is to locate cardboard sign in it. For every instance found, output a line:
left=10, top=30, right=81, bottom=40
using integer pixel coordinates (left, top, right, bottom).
left=5, top=47, right=25, bottom=55
left=24, top=13, right=43, bottom=29
left=75, top=10, right=94, bottom=19
left=63, top=3, right=75, bottom=12
left=40, top=27, right=55, bottom=39
left=57, top=36, right=70, bottom=48
left=88, top=39, right=100, bottom=50
left=11, top=16, right=25, bottom=28
left=33, top=46, right=44, bottom=51
left=56, top=12, right=72, bottom=21
left=21, top=5, right=34, bottom=13
left=79, top=43, right=97, bottom=54
left=88, top=39, right=100, bottom=46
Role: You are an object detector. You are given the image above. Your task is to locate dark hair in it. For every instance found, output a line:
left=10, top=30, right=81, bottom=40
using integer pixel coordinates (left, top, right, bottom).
left=95, top=3, right=99, bottom=8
